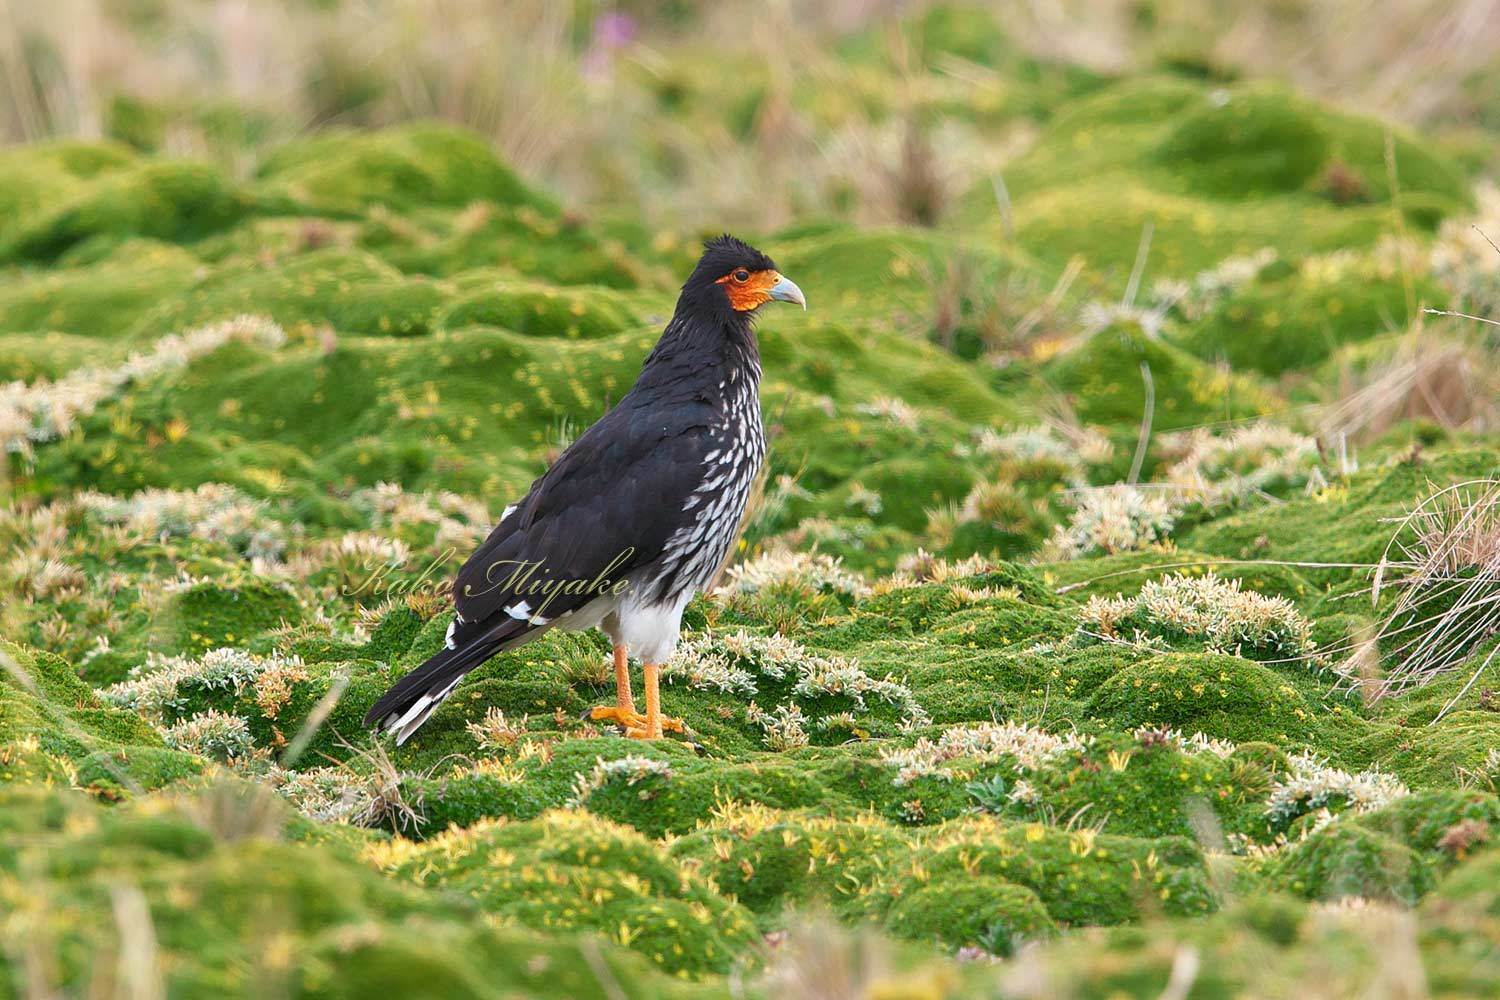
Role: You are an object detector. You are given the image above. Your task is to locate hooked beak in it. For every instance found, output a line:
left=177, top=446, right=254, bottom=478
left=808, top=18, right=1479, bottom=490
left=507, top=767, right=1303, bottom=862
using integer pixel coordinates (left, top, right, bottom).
left=767, top=272, right=807, bottom=310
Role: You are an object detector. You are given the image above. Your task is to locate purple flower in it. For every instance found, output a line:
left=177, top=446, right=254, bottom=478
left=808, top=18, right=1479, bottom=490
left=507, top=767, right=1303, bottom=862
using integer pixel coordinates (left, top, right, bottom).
left=592, top=12, right=638, bottom=50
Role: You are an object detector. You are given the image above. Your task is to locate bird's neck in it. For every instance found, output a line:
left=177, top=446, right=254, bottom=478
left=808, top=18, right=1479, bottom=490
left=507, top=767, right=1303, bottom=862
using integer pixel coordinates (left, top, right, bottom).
left=634, top=311, right=761, bottom=396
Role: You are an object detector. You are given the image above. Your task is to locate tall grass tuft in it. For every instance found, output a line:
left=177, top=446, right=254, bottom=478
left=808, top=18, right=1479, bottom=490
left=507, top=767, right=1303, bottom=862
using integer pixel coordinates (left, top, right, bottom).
left=1371, top=479, right=1500, bottom=710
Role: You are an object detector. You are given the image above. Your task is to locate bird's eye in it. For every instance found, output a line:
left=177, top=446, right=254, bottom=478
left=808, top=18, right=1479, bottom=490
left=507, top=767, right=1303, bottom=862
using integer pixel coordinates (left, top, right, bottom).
left=733, top=269, right=750, bottom=283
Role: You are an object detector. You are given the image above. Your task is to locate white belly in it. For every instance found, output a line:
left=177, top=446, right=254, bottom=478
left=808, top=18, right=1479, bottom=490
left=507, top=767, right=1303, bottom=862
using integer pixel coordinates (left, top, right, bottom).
left=557, top=582, right=690, bottom=665
left=613, top=586, right=695, bottom=664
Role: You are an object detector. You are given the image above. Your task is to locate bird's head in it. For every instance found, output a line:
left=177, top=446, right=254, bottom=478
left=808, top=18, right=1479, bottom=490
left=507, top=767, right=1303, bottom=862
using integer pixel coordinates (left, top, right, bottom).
left=680, top=234, right=806, bottom=320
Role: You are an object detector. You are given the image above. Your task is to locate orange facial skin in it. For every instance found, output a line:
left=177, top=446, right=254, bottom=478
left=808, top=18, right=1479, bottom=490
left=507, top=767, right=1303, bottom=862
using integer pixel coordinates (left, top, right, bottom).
left=716, top=268, right=781, bottom=311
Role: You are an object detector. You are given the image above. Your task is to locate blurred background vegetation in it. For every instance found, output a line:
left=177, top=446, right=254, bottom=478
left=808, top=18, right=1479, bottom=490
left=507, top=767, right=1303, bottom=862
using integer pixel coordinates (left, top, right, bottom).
left=5, top=0, right=1500, bottom=229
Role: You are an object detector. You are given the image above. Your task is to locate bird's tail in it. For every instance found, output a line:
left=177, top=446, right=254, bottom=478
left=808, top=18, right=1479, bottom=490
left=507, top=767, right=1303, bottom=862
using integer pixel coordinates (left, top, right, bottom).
left=363, top=629, right=505, bottom=745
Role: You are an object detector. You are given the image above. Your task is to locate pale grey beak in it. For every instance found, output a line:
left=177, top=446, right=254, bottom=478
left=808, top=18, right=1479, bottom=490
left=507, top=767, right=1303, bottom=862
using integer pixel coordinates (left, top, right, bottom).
left=768, top=273, right=807, bottom=310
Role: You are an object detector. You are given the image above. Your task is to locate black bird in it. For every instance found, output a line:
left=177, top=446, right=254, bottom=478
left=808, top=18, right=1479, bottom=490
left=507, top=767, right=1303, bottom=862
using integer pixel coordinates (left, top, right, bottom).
left=364, top=235, right=806, bottom=743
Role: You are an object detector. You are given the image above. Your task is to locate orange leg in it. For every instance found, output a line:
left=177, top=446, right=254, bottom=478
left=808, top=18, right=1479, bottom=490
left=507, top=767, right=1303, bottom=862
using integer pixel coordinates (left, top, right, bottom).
left=613, top=644, right=635, bottom=714
left=625, top=662, right=684, bottom=738
left=588, top=645, right=645, bottom=728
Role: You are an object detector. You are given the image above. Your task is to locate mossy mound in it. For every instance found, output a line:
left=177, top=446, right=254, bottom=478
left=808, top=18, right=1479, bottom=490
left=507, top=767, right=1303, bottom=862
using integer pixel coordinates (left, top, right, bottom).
left=255, top=123, right=551, bottom=216
left=886, top=878, right=1056, bottom=955
left=439, top=282, right=641, bottom=339
left=0, top=640, right=164, bottom=767
left=1021, top=733, right=1255, bottom=839
left=1175, top=256, right=1441, bottom=375
left=1153, top=90, right=1332, bottom=198
left=0, top=141, right=138, bottom=245
left=670, top=810, right=914, bottom=918
left=1268, top=822, right=1433, bottom=903
left=1422, top=849, right=1500, bottom=995
left=0, top=784, right=713, bottom=999
left=149, top=579, right=302, bottom=654
left=128, top=247, right=438, bottom=340
left=1088, top=651, right=1317, bottom=744
left=894, top=819, right=1216, bottom=926
left=378, top=810, right=759, bottom=976
left=1182, top=448, right=1499, bottom=570
left=985, top=77, right=1470, bottom=282
left=1044, top=323, right=1280, bottom=436
left=0, top=160, right=266, bottom=265
left=0, top=242, right=202, bottom=340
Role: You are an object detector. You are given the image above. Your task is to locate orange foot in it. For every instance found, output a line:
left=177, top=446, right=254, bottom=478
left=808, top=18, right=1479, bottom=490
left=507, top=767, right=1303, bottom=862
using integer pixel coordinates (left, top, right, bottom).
left=623, top=714, right=687, bottom=739
left=588, top=705, right=687, bottom=734
left=588, top=705, right=647, bottom=729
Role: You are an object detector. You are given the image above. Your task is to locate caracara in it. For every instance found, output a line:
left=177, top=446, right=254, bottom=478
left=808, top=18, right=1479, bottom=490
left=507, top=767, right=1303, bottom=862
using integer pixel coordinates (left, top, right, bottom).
left=364, top=235, right=806, bottom=743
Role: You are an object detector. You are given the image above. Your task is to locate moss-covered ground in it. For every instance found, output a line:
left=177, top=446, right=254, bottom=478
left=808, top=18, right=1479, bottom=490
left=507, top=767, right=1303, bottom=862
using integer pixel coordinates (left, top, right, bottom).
left=4, top=6, right=1500, bottom=997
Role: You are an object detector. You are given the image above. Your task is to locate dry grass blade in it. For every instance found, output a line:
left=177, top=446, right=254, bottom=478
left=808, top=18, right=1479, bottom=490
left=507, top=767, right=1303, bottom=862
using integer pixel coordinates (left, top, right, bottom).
left=1158, top=946, right=1202, bottom=1000
left=1369, top=480, right=1500, bottom=699
left=0, top=645, right=37, bottom=694
left=108, top=884, right=165, bottom=1000
left=328, top=734, right=428, bottom=833
left=1321, top=333, right=1500, bottom=444
left=1422, top=307, right=1500, bottom=329
left=578, top=937, right=629, bottom=1000
left=1127, top=361, right=1155, bottom=485
left=279, top=673, right=349, bottom=768
left=179, top=780, right=289, bottom=843
left=758, top=915, right=893, bottom=1000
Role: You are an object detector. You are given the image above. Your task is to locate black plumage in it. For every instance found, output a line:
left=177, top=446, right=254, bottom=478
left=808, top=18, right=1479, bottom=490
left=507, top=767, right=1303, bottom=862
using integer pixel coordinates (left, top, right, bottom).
left=364, top=235, right=805, bottom=743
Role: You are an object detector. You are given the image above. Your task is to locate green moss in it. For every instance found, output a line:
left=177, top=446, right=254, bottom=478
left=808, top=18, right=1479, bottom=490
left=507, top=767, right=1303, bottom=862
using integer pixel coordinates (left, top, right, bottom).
left=0, top=641, right=163, bottom=763
left=1176, top=258, right=1440, bottom=375
left=0, top=140, right=136, bottom=245
left=0, top=160, right=264, bottom=264
left=384, top=811, right=759, bottom=975
left=1352, top=789, right=1500, bottom=860
left=984, top=76, right=1470, bottom=282
left=1, top=59, right=1495, bottom=985
left=388, top=209, right=650, bottom=287
left=1043, top=549, right=1318, bottom=606
left=73, top=746, right=208, bottom=797
left=0, top=241, right=201, bottom=339
left=1422, top=849, right=1500, bottom=996
left=1182, top=448, right=1499, bottom=571
left=886, top=877, right=1056, bottom=954
left=772, top=227, right=974, bottom=317
left=1026, top=734, right=1253, bottom=839
left=670, top=811, right=911, bottom=917
left=439, top=282, right=640, bottom=339
left=1153, top=89, right=1330, bottom=198
left=1269, top=822, right=1433, bottom=903
left=0, top=740, right=76, bottom=786
left=1316, top=108, right=1473, bottom=208
left=1011, top=177, right=1395, bottom=279
left=901, top=818, right=1216, bottom=925
left=255, top=122, right=552, bottom=216
left=153, top=579, right=300, bottom=654
left=1088, top=652, right=1317, bottom=743
left=1373, top=716, right=1500, bottom=788
left=326, top=278, right=447, bottom=337
left=0, top=787, right=709, bottom=999
left=1044, top=323, right=1281, bottom=434
left=130, top=247, right=416, bottom=338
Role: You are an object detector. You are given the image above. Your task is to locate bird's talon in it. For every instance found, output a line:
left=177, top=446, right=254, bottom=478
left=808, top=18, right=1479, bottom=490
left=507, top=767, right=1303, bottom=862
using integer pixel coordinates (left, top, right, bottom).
left=623, top=715, right=686, bottom=740
left=588, top=705, right=645, bottom=728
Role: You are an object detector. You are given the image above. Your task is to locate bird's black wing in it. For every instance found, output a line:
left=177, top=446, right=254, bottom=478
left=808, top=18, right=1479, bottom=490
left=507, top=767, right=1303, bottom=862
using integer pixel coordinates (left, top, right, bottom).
left=454, top=394, right=717, bottom=625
